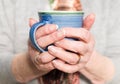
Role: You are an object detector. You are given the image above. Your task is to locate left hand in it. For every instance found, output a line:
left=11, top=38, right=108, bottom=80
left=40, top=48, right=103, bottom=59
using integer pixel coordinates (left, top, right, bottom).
left=48, top=13, right=95, bottom=73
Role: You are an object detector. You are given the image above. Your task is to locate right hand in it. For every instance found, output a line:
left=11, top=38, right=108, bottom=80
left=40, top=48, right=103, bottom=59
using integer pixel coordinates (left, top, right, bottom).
left=28, top=18, right=65, bottom=76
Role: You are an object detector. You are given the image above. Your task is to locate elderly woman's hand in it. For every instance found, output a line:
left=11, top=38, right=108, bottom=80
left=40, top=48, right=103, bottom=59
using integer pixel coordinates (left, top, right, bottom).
left=47, top=14, right=95, bottom=73
left=28, top=19, right=65, bottom=76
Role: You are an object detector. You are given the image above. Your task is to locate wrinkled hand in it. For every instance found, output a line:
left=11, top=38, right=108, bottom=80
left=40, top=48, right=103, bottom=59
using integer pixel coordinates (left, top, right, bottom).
left=28, top=19, right=65, bottom=76
left=47, top=14, right=95, bottom=73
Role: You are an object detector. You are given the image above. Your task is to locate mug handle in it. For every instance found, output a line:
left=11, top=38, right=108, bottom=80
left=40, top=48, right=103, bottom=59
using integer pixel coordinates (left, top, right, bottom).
left=29, top=20, right=51, bottom=52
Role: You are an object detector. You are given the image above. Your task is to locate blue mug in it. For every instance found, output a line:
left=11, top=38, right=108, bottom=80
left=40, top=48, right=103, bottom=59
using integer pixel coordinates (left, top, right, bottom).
left=29, top=11, right=84, bottom=52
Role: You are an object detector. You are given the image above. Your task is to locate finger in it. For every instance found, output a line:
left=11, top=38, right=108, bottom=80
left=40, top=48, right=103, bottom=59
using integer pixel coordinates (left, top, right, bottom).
left=32, top=52, right=55, bottom=71
left=55, top=39, right=88, bottom=55
left=83, top=13, right=95, bottom=30
left=37, top=52, right=55, bottom=63
left=36, top=24, right=58, bottom=39
left=37, top=62, right=55, bottom=71
left=63, top=28, right=91, bottom=43
left=52, top=59, right=79, bottom=73
left=37, top=29, right=65, bottom=48
left=29, top=18, right=38, bottom=27
left=48, top=46, right=80, bottom=65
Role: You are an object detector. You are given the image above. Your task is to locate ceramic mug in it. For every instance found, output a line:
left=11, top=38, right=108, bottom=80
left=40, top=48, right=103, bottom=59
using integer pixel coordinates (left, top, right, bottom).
left=29, top=11, right=84, bottom=52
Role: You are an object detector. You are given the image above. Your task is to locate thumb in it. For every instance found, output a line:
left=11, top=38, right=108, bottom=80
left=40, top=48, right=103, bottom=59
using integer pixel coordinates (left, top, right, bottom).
left=83, top=13, right=95, bottom=30
left=29, top=18, right=38, bottom=27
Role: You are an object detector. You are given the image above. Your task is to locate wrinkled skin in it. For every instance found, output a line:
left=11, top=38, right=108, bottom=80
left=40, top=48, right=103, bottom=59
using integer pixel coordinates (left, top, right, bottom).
left=28, top=13, right=95, bottom=77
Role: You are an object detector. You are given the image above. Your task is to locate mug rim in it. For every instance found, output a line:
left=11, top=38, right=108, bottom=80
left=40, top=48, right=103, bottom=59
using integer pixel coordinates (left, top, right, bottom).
left=38, top=11, right=84, bottom=15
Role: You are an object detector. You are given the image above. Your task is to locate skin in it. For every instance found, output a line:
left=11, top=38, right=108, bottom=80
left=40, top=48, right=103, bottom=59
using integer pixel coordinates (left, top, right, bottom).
left=28, top=13, right=95, bottom=78
left=12, top=13, right=114, bottom=84
left=12, top=1, right=114, bottom=83
left=28, top=0, right=85, bottom=74
left=12, top=0, right=85, bottom=82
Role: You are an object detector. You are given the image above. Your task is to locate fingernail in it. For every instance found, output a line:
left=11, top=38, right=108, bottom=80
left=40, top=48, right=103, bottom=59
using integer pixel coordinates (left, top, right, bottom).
left=52, top=60, right=58, bottom=65
left=56, top=25, right=59, bottom=30
left=48, top=46, right=56, bottom=53
left=49, top=24, right=59, bottom=32
left=52, top=60, right=57, bottom=63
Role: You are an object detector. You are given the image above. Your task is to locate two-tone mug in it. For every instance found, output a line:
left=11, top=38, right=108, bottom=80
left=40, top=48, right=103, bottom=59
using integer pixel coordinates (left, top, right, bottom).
left=29, top=11, right=84, bottom=52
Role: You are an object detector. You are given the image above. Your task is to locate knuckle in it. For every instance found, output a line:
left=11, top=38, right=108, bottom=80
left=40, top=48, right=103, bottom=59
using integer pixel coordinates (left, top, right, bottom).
left=39, top=56, right=46, bottom=63
left=57, top=30, right=65, bottom=38
left=81, top=29, right=91, bottom=42
left=39, top=52, right=52, bottom=63
left=67, top=54, right=79, bottom=65
left=50, top=31, right=64, bottom=42
left=50, top=32, right=58, bottom=40
left=68, top=59, right=77, bottom=64
left=44, top=25, right=50, bottom=34
left=77, top=43, right=88, bottom=54
left=44, top=24, right=57, bottom=33
left=77, top=42, right=85, bottom=50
